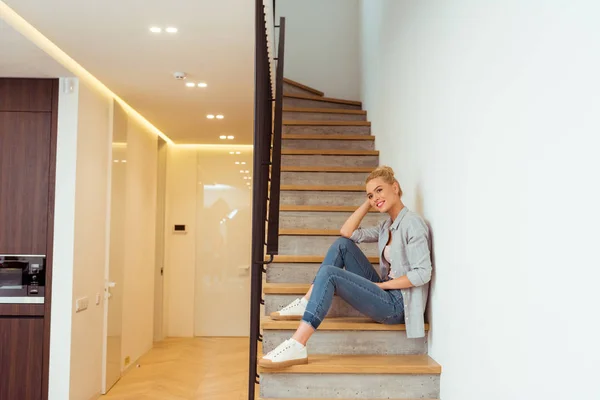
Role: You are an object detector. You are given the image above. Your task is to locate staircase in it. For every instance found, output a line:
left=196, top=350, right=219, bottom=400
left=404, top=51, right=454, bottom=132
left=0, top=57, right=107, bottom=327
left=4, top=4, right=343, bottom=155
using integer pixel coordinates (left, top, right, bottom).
left=258, top=79, right=442, bottom=399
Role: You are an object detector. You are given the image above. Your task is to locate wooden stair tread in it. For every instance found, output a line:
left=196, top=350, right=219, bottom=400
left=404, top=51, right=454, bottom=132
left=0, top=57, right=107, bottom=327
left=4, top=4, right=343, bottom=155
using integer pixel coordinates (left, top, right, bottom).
left=283, top=78, right=325, bottom=97
left=262, top=316, right=429, bottom=331
left=280, top=205, right=377, bottom=212
left=281, top=185, right=364, bottom=192
left=271, top=255, right=379, bottom=263
left=282, top=149, right=378, bottom=156
left=283, top=134, right=374, bottom=141
left=260, top=398, right=438, bottom=400
left=284, top=120, right=371, bottom=126
left=281, top=166, right=374, bottom=172
left=283, top=107, right=367, bottom=115
left=258, top=354, right=442, bottom=374
left=284, top=93, right=362, bottom=107
left=279, top=229, right=339, bottom=236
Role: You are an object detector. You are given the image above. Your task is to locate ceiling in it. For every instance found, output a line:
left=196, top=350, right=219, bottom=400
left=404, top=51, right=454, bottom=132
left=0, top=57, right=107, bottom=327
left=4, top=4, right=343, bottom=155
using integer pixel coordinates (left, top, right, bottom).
left=1, top=0, right=255, bottom=144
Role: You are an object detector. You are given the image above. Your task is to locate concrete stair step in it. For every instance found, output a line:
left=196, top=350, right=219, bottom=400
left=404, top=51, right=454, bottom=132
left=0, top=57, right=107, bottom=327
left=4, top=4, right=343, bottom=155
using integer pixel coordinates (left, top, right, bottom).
left=282, top=134, right=375, bottom=151
left=283, top=120, right=371, bottom=135
left=259, top=354, right=441, bottom=398
left=282, top=150, right=379, bottom=168
left=281, top=169, right=370, bottom=186
left=267, top=254, right=379, bottom=284
left=278, top=234, right=378, bottom=256
left=283, top=78, right=325, bottom=97
left=279, top=210, right=383, bottom=230
left=283, top=107, right=367, bottom=121
left=262, top=317, right=428, bottom=355
left=280, top=190, right=367, bottom=207
left=283, top=93, right=362, bottom=110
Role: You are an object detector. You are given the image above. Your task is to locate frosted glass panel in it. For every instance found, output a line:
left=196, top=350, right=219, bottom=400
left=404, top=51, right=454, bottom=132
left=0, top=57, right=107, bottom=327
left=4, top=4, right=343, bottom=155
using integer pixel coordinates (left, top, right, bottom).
left=194, top=147, right=253, bottom=336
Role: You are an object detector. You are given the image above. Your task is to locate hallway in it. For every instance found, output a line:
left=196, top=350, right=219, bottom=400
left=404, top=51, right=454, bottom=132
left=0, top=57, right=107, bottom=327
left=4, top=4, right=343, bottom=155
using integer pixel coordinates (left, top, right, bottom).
left=102, top=338, right=256, bottom=400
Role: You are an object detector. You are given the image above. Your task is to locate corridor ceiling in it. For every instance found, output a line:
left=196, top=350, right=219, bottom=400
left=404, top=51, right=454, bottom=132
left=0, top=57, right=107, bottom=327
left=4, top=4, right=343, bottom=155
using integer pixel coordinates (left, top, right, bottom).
left=0, top=0, right=255, bottom=144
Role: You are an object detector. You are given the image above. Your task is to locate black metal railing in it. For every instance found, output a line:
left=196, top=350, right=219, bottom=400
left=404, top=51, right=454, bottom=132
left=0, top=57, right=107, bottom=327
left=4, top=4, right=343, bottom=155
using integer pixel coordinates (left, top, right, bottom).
left=249, top=0, right=285, bottom=398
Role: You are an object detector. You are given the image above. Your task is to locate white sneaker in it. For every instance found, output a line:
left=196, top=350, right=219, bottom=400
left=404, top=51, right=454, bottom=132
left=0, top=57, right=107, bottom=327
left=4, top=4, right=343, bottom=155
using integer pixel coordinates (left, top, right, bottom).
left=270, top=297, right=307, bottom=320
left=259, top=339, right=308, bottom=369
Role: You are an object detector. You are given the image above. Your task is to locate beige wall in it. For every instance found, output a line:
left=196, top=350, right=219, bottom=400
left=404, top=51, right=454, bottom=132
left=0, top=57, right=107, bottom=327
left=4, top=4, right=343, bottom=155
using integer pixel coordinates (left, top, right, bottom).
left=120, top=116, right=158, bottom=366
left=164, top=146, right=253, bottom=337
left=50, top=78, right=159, bottom=400
left=69, top=81, right=112, bottom=400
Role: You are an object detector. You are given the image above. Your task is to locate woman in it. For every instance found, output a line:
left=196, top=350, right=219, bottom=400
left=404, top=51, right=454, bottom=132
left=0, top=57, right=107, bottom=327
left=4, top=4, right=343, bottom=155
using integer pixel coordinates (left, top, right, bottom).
left=259, top=166, right=432, bottom=369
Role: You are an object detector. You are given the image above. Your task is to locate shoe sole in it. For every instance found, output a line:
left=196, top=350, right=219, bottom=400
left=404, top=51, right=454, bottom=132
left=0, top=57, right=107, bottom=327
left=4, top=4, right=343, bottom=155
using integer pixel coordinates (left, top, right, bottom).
left=258, top=356, right=309, bottom=369
left=270, top=312, right=302, bottom=321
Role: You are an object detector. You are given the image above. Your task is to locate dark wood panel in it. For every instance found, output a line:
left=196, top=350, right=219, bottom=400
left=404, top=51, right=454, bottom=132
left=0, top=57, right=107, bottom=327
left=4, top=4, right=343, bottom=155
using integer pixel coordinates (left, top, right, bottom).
left=0, top=317, right=44, bottom=400
left=0, top=79, right=54, bottom=112
left=0, top=112, right=52, bottom=255
left=0, top=304, right=45, bottom=317
left=41, top=79, right=58, bottom=400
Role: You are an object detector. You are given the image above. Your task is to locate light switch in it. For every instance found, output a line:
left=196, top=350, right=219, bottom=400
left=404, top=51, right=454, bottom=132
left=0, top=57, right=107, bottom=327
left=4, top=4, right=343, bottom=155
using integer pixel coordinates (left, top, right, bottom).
left=96, top=293, right=101, bottom=305
left=75, top=297, right=89, bottom=312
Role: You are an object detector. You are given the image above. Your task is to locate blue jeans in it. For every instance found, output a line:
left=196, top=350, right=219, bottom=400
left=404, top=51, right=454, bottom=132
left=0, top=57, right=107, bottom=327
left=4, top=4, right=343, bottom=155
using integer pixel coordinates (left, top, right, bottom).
left=302, top=237, right=405, bottom=330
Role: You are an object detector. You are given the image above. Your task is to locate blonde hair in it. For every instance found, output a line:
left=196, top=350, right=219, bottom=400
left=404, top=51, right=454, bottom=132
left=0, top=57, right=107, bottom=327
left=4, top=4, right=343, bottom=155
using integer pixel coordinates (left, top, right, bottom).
left=366, top=166, right=402, bottom=197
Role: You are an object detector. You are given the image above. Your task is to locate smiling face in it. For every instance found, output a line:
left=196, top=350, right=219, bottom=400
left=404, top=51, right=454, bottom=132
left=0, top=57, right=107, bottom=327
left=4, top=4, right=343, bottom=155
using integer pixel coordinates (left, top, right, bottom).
left=366, top=177, right=400, bottom=213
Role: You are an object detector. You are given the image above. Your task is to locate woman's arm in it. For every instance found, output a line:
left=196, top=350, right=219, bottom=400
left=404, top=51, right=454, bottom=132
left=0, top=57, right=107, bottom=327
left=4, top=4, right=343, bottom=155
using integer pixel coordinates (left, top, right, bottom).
left=340, top=199, right=372, bottom=238
left=376, top=276, right=414, bottom=290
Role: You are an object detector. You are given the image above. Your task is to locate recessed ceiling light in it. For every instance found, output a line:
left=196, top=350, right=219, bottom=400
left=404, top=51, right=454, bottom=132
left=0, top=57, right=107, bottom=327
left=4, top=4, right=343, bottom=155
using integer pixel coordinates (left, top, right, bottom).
left=219, top=135, right=227, bottom=139
left=241, top=162, right=246, bottom=165
left=150, top=27, right=162, bottom=33
left=227, top=135, right=234, bottom=139
left=186, top=82, right=196, bottom=87
left=229, top=151, right=234, bottom=154
left=197, top=82, right=208, bottom=88
left=243, top=177, right=248, bottom=180
left=216, top=115, right=224, bottom=119
left=235, top=161, right=240, bottom=165
left=236, top=151, right=241, bottom=154
left=207, top=115, right=215, bottom=119
left=166, top=27, right=178, bottom=33
left=240, top=170, right=245, bottom=173
left=245, top=170, right=249, bottom=173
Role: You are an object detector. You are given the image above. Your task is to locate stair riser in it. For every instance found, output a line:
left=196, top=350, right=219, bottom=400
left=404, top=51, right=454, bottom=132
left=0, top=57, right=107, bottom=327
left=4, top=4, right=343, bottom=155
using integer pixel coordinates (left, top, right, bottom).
left=283, top=110, right=366, bottom=121
left=282, top=155, right=379, bottom=168
left=279, top=236, right=378, bottom=256
left=266, top=294, right=364, bottom=318
left=280, top=191, right=367, bottom=207
left=260, top=374, right=440, bottom=399
left=266, top=263, right=380, bottom=283
left=282, top=139, right=374, bottom=151
left=263, top=330, right=427, bottom=355
left=281, top=171, right=370, bottom=186
left=284, top=97, right=362, bottom=110
left=283, top=125, right=371, bottom=135
left=279, top=211, right=382, bottom=229
left=283, top=82, right=321, bottom=97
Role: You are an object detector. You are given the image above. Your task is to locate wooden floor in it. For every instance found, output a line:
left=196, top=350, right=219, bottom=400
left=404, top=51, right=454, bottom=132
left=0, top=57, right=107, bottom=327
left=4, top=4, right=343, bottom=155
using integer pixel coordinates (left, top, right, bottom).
left=102, top=337, right=258, bottom=400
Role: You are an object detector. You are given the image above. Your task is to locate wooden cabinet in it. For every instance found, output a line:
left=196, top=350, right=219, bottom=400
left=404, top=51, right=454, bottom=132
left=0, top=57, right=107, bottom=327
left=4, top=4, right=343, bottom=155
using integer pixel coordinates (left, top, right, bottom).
left=0, top=315, right=44, bottom=400
left=0, top=78, right=58, bottom=400
left=0, top=112, right=52, bottom=254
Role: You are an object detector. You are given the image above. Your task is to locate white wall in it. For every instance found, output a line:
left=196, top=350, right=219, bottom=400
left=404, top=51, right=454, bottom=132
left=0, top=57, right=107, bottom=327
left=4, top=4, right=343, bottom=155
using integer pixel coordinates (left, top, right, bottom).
left=360, top=1, right=600, bottom=399
left=276, top=0, right=360, bottom=100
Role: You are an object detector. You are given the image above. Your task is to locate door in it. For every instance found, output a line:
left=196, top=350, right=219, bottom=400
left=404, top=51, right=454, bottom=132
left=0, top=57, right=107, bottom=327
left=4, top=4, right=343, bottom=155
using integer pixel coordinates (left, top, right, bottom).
left=194, top=148, right=252, bottom=336
left=103, top=101, right=128, bottom=392
left=154, top=139, right=167, bottom=341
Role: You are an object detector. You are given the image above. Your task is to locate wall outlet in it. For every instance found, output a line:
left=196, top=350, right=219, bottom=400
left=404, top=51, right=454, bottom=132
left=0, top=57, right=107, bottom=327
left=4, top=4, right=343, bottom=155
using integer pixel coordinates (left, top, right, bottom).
left=124, top=356, right=130, bottom=366
left=75, top=297, right=89, bottom=312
